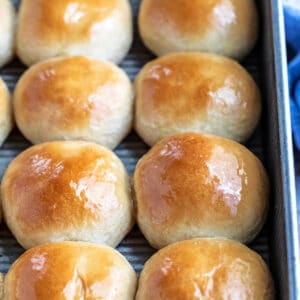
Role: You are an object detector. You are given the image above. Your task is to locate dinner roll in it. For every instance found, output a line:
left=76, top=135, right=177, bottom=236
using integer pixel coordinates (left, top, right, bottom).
left=135, top=52, right=261, bottom=146
left=0, top=77, right=13, bottom=146
left=0, top=0, right=15, bottom=67
left=3, top=242, right=137, bottom=299
left=14, top=56, right=134, bottom=149
left=136, top=238, right=275, bottom=300
left=1, top=141, right=134, bottom=249
left=138, top=0, right=258, bottom=59
left=134, top=133, right=269, bottom=249
left=16, top=0, right=133, bottom=66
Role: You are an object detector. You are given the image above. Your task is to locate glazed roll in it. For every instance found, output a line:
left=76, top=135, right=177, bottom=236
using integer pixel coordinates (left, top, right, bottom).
left=0, top=0, right=15, bottom=67
left=0, top=77, right=13, bottom=147
left=1, top=141, right=134, bottom=249
left=2, top=242, right=137, bottom=299
left=135, top=52, right=261, bottom=146
left=17, top=0, right=133, bottom=66
left=138, top=0, right=258, bottom=60
left=14, top=56, right=134, bottom=149
left=134, top=133, right=269, bottom=249
left=136, top=238, right=275, bottom=300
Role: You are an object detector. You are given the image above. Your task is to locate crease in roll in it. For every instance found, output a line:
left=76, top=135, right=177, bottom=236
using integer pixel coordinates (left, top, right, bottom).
left=2, top=242, right=137, bottom=300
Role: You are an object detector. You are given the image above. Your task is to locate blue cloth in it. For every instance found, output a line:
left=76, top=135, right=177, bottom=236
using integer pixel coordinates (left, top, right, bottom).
left=284, top=0, right=300, bottom=149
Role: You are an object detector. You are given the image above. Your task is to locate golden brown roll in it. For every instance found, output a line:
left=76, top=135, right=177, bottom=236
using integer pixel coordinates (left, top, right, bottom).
left=2, top=242, right=137, bottom=299
left=0, top=0, right=15, bottom=67
left=0, top=77, right=13, bottom=147
left=138, top=0, right=258, bottom=60
left=13, top=56, right=134, bottom=149
left=136, top=238, right=275, bottom=300
left=16, top=0, right=133, bottom=66
left=1, top=141, right=134, bottom=249
left=134, top=52, right=261, bottom=146
left=134, top=133, right=269, bottom=249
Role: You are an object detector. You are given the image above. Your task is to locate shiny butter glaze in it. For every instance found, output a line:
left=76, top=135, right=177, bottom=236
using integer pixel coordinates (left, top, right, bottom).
left=136, top=239, right=275, bottom=300
left=17, top=0, right=119, bottom=43
left=140, top=0, right=239, bottom=36
left=135, top=52, right=260, bottom=126
left=1, top=141, right=129, bottom=235
left=134, top=133, right=269, bottom=247
left=14, top=56, right=128, bottom=132
left=4, top=242, right=137, bottom=300
left=138, top=0, right=258, bottom=59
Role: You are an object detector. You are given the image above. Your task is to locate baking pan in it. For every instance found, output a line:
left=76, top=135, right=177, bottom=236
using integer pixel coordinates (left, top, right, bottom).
left=0, top=0, right=299, bottom=299
left=260, top=1, right=300, bottom=299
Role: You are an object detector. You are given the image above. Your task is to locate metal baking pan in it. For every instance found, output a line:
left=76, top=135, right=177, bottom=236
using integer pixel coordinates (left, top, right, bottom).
left=0, top=0, right=299, bottom=299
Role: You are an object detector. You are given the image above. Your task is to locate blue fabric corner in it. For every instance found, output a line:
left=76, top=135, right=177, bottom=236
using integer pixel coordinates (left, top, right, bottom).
left=284, top=0, right=300, bottom=150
